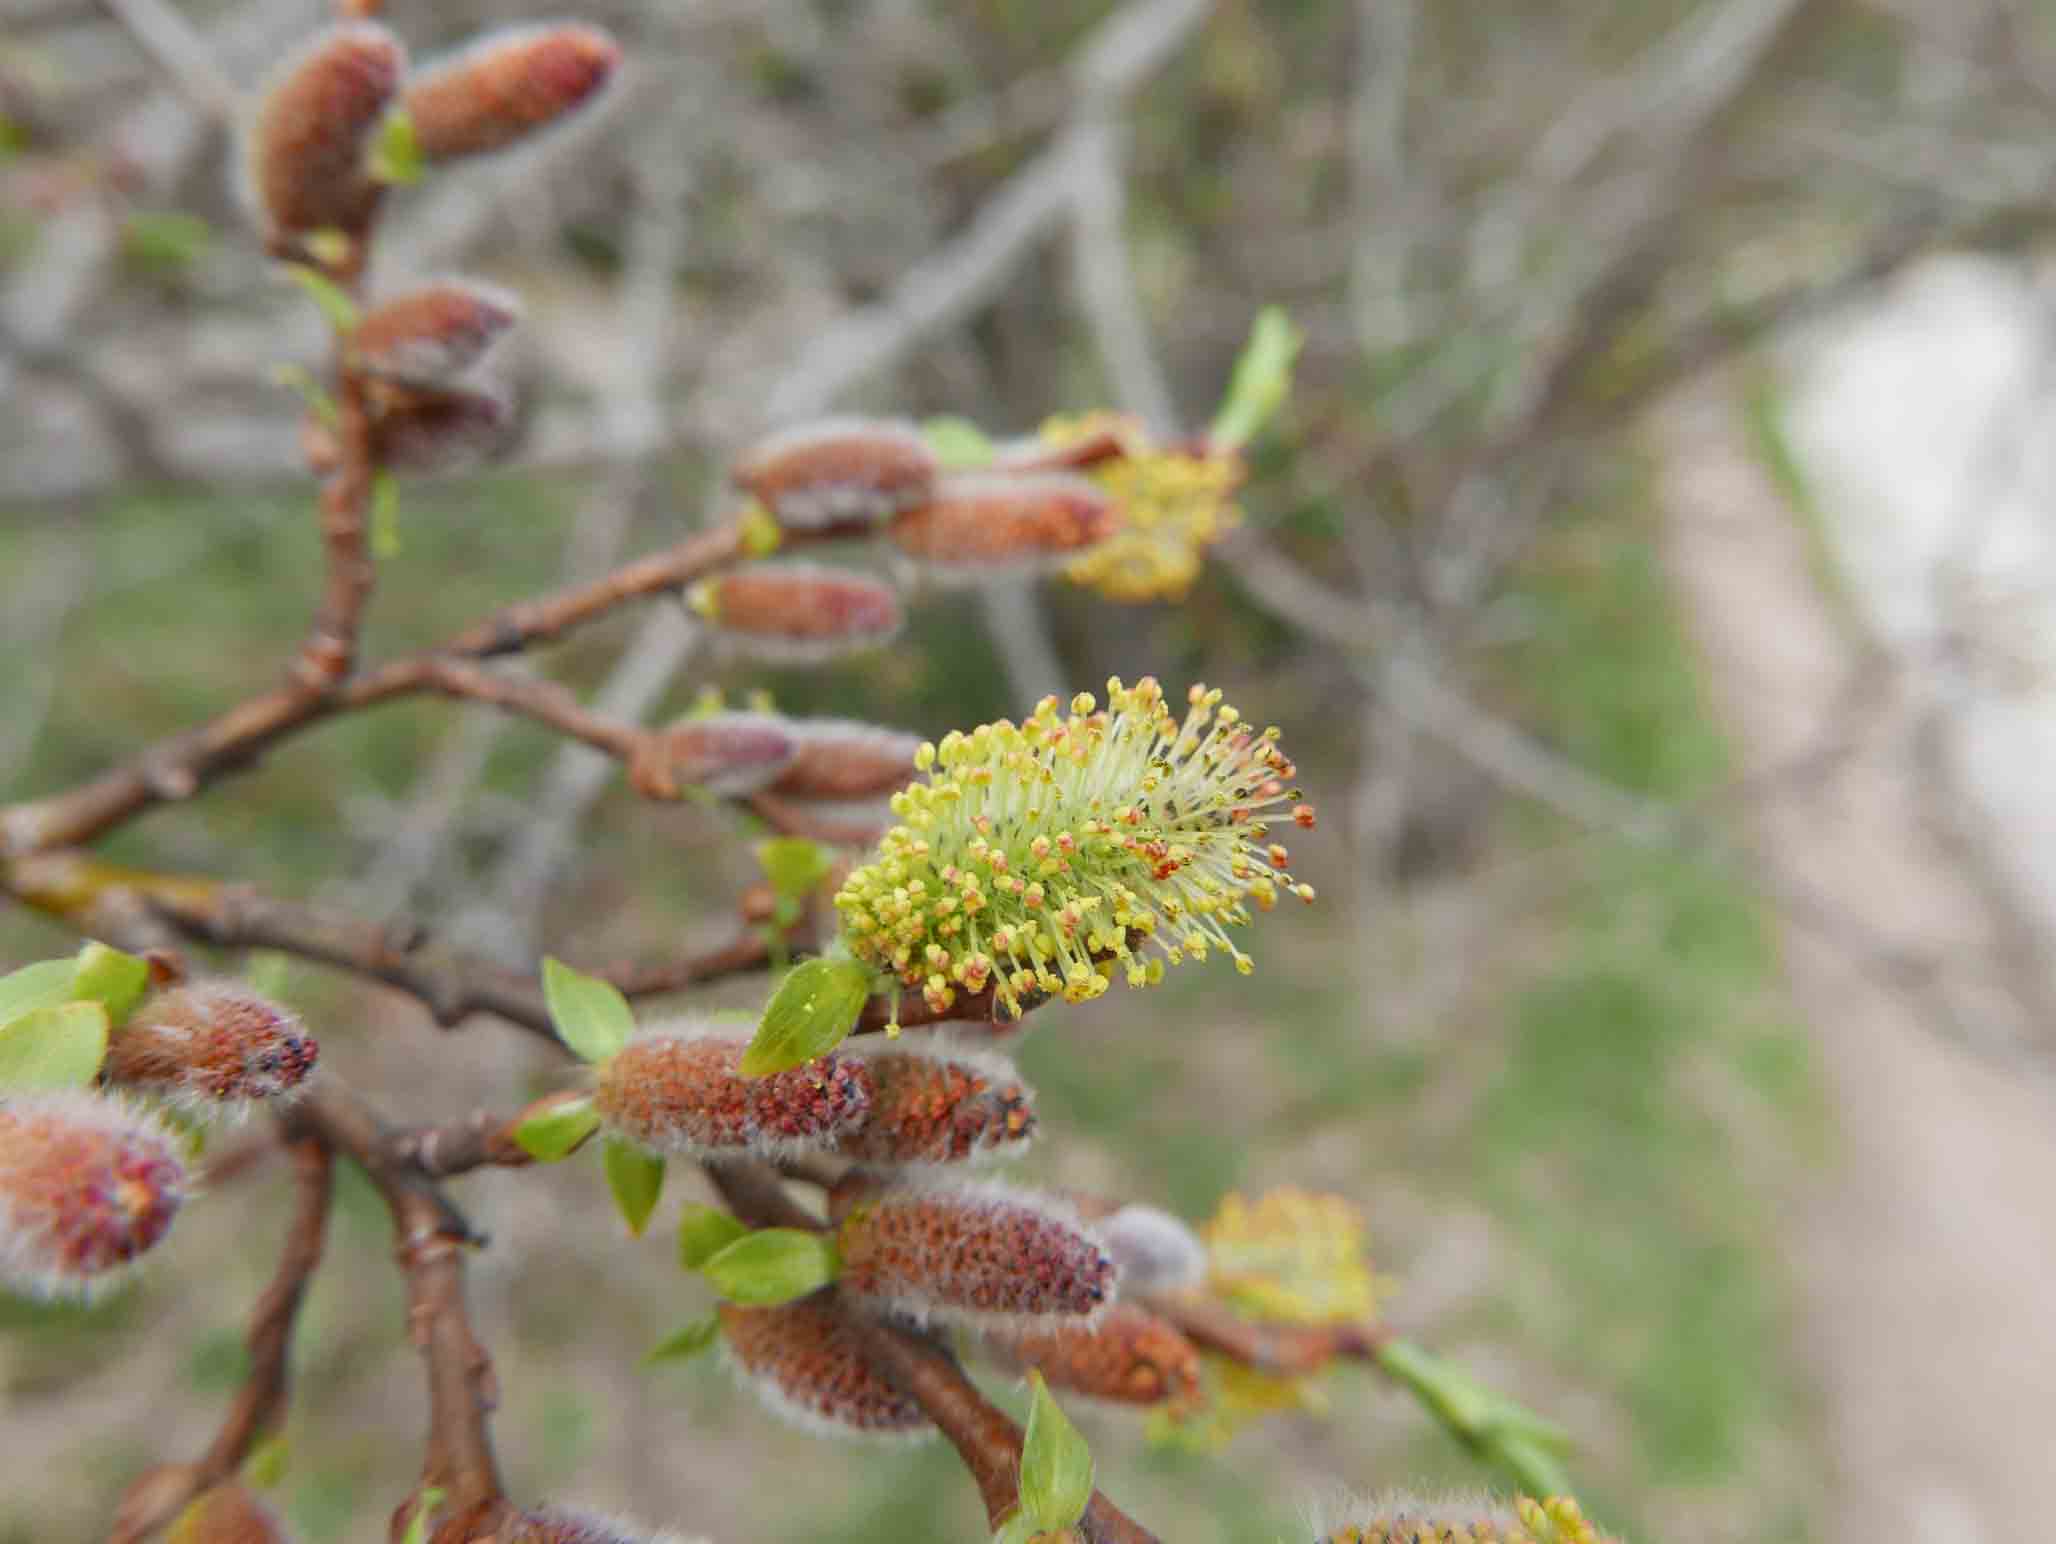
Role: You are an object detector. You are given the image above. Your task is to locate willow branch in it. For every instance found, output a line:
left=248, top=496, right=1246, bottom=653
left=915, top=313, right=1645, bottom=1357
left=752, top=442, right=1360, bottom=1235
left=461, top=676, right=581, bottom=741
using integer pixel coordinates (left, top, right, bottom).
left=296, top=361, right=377, bottom=692
left=391, top=1091, right=596, bottom=1179
left=1144, top=1292, right=1388, bottom=1379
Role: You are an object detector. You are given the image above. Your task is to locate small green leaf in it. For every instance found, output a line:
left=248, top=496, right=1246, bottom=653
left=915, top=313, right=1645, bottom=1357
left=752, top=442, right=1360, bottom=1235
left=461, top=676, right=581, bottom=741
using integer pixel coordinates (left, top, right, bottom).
left=1019, top=1370, right=1093, bottom=1530
left=1209, top=305, right=1302, bottom=450
left=245, top=950, right=293, bottom=1001
left=1375, top=1337, right=1575, bottom=1494
left=0, top=959, right=77, bottom=1023
left=284, top=263, right=360, bottom=335
left=241, top=1432, right=290, bottom=1489
left=70, top=942, right=150, bottom=1027
left=757, top=837, right=832, bottom=907
left=367, top=107, right=424, bottom=186
left=511, top=1093, right=601, bottom=1163
left=540, top=956, right=636, bottom=1064
left=701, top=1228, right=840, bottom=1306
left=371, top=471, right=401, bottom=559
left=922, top=415, right=997, bottom=470
left=644, top=1311, right=722, bottom=1366
left=120, top=210, right=211, bottom=276
left=679, top=1204, right=751, bottom=1270
left=604, top=1138, right=666, bottom=1237
left=739, top=957, right=869, bottom=1077
left=269, top=364, right=339, bottom=427
left=0, top=1001, right=110, bottom=1089
left=398, top=1487, right=443, bottom=1544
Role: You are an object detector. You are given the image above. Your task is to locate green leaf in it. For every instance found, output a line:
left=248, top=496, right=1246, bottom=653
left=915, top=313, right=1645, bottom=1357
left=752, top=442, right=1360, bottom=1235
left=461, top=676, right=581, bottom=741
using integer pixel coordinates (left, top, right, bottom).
left=511, top=1093, right=601, bottom=1163
left=922, top=415, right=997, bottom=470
left=367, top=107, right=424, bottom=186
left=398, top=1487, right=443, bottom=1544
left=990, top=1514, right=1041, bottom=1544
left=1209, top=305, right=1302, bottom=450
left=70, top=942, right=150, bottom=1027
left=120, top=210, right=211, bottom=276
left=0, top=959, right=77, bottom=1023
left=701, top=1228, right=840, bottom=1306
left=371, top=471, right=401, bottom=559
left=0, top=1001, right=110, bottom=1089
left=739, top=957, right=869, bottom=1077
left=604, top=1138, right=666, bottom=1237
left=540, top=956, right=636, bottom=1064
left=1375, top=1337, right=1575, bottom=1494
left=756, top=837, right=832, bottom=911
left=678, top=1204, right=750, bottom=1270
left=284, top=263, right=360, bottom=335
left=1019, top=1370, right=1093, bottom=1530
left=241, top=1432, right=290, bottom=1489
left=644, top=1311, right=722, bottom=1366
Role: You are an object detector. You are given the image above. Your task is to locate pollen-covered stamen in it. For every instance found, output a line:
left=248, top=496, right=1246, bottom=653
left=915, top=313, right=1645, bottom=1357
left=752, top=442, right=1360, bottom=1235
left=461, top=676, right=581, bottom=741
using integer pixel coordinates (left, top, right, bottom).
left=505, top=1505, right=697, bottom=1543
left=832, top=677, right=1315, bottom=1020
left=719, top=1294, right=933, bottom=1439
left=835, top=1041, right=1035, bottom=1165
left=592, top=1024, right=871, bottom=1158
left=886, top=472, right=1115, bottom=580
left=0, top=1091, right=186, bottom=1300
left=986, top=1303, right=1201, bottom=1409
left=168, top=1483, right=291, bottom=1544
left=352, top=280, right=521, bottom=384
left=732, top=417, right=938, bottom=530
left=241, top=23, right=405, bottom=245
left=767, top=719, right=924, bottom=803
left=654, top=711, right=798, bottom=797
left=105, top=978, right=318, bottom=1109
left=1313, top=1494, right=1609, bottom=1544
left=404, top=24, right=621, bottom=162
left=835, top=1178, right=1115, bottom=1332
left=685, top=564, right=903, bottom=662
left=367, top=380, right=512, bottom=471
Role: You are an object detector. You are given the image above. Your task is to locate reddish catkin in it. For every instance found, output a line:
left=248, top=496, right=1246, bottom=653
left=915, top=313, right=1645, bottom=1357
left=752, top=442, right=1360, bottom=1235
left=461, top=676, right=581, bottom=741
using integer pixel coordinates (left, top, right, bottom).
left=718, top=1295, right=932, bottom=1439
left=835, top=1041, right=1035, bottom=1166
left=504, top=1506, right=696, bottom=1543
left=835, top=1179, right=1116, bottom=1331
left=685, top=564, right=903, bottom=661
left=404, top=24, right=622, bottom=161
left=366, top=381, right=511, bottom=471
left=655, top=711, right=798, bottom=796
left=731, top=417, right=938, bottom=530
left=167, top=1483, right=291, bottom=1544
left=767, top=719, right=923, bottom=802
left=989, top=1303, right=1202, bottom=1409
left=592, top=1026, right=872, bottom=1158
left=242, top=23, right=405, bottom=243
left=104, top=978, right=317, bottom=1111
left=886, top=472, right=1115, bottom=579
left=351, top=280, right=521, bottom=384
left=0, top=1091, right=187, bottom=1300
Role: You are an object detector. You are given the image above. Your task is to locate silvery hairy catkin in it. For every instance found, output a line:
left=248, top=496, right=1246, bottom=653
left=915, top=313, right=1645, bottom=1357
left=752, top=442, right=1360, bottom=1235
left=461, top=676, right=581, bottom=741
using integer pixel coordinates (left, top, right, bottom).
left=403, top=25, right=621, bottom=161
left=242, top=24, right=404, bottom=245
left=104, top=978, right=317, bottom=1111
left=834, top=1040, right=1035, bottom=1166
left=886, top=472, right=1114, bottom=579
left=718, top=1294, right=932, bottom=1439
left=592, top=1024, right=871, bottom=1159
left=684, top=564, right=903, bottom=662
left=731, top=417, right=937, bottom=529
left=352, top=280, right=521, bottom=384
left=987, top=1302, right=1201, bottom=1409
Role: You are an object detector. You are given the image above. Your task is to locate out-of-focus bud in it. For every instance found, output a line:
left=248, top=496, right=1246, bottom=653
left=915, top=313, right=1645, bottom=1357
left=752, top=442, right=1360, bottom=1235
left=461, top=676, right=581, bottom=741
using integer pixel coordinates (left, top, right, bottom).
left=836, top=1041, right=1034, bottom=1166
left=367, top=380, right=512, bottom=471
left=731, top=417, right=938, bottom=530
left=351, top=279, right=520, bottom=384
left=1311, top=1493, right=1609, bottom=1544
left=592, top=1024, right=872, bottom=1159
left=241, top=24, right=405, bottom=246
left=836, top=1179, right=1115, bottom=1332
left=1097, top=1204, right=1207, bottom=1296
left=685, top=564, right=902, bottom=662
left=719, top=1294, right=932, bottom=1439
left=0, top=1091, right=187, bottom=1300
left=886, top=473, right=1115, bottom=580
left=987, top=1303, right=1201, bottom=1409
left=168, top=1483, right=291, bottom=1544
left=105, top=978, right=318, bottom=1112
left=652, top=711, right=797, bottom=796
left=767, top=720, right=923, bottom=802
left=403, top=25, right=621, bottom=161
left=504, top=1506, right=700, bottom=1544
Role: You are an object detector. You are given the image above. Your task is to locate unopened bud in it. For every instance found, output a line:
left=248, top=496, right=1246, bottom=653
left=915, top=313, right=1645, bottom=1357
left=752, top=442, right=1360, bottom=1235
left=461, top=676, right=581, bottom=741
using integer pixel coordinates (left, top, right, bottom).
left=1097, top=1204, right=1207, bottom=1296
left=505, top=1506, right=697, bottom=1544
left=732, top=417, right=938, bottom=530
left=241, top=24, right=405, bottom=245
left=685, top=564, right=902, bottom=661
left=105, top=978, right=318, bottom=1111
left=836, top=1179, right=1115, bottom=1331
left=168, top=1483, right=291, bottom=1544
left=887, top=473, right=1115, bottom=580
left=0, top=1091, right=186, bottom=1300
left=655, top=711, right=797, bottom=796
left=593, top=1025, right=871, bottom=1158
left=404, top=24, right=621, bottom=161
left=367, top=380, right=512, bottom=471
left=768, top=719, right=923, bottom=802
left=352, top=280, right=520, bottom=384
left=988, top=1303, right=1200, bottom=1408
left=719, top=1294, right=932, bottom=1439
left=837, top=1041, right=1034, bottom=1166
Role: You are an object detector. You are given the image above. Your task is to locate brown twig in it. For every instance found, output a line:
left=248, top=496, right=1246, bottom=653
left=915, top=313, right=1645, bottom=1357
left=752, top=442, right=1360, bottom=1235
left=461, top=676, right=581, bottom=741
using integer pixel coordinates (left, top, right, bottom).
left=1144, top=1292, right=1388, bottom=1379
left=297, top=363, right=377, bottom=692
left=390, top=1090, right=597, bottom=1179
left=109, top=1133, right=335, bottom=1543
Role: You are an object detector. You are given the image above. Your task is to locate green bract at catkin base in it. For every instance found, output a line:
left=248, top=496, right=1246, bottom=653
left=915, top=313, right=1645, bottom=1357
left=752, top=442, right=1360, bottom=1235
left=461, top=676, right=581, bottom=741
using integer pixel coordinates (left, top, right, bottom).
left=833, top=677, right=1316, bottom=1024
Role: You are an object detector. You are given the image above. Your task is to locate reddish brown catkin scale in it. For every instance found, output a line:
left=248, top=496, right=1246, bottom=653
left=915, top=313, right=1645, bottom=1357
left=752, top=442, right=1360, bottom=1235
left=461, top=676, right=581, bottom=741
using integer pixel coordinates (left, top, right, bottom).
left=655, top=712, right=798, bottom=796
left=887, top=472, right=1115, bottom=578
left=592, top=1028, right=872, bottom=1158
left=835, top=1180, right=1115, bottom=1330
left=767, top=720, right=923, bottom=802
left=685, top=564, right=903, bottom=660
left=990, top=1303, right=1202, bottom=1409
left=366, top=381, right=511, bottom=471
left=351, top=281, right=521, bottom=384
left=732, top=417, right=938, bottom=529
left=167, top=1484, right=292, bottom=1544
left=836, top=1043, right=1035, bottom=1165
left=0, top=1092, right=187, bottom=1300
left=105, top=978, right=317, bottom=1109
left=718, top=1295, right=932, bottom=1438
left=244, top=24, right=405, bottom=243
left=504, top=1507, right=695, bottom=1544
left=404, top=24, right=621, bottom=161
